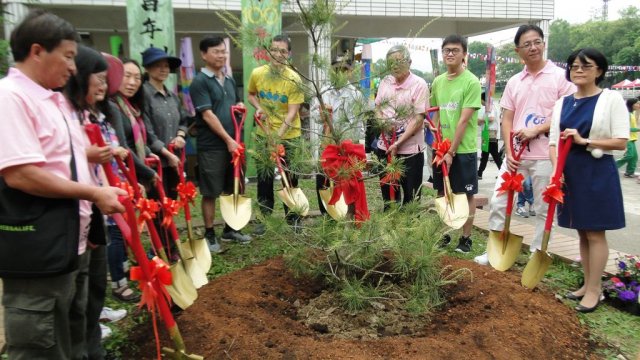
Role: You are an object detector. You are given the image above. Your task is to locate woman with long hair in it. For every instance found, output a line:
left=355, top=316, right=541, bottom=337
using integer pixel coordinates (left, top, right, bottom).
left=549, top=48, right=628, bottom=313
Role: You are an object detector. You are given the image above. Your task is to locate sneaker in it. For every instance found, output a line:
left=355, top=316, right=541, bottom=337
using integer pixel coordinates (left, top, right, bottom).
left=206, top=233, right=223, bottom=254
left=623, top=173, right=634, bottom=178
left=100, top=307, right=127, bottom=323
left=515, top=206, right=528, bottom=218
left=477, top=172, right=483, bottom=180
left=253, top=223, right=266, bottom=236
left=274, top=167, right=282, bottom=181
left=529, top=207, right=536, bottom=217
left=287, top=217, right=303, bottom=234
left=221, top=230, right=252, bottom=244
left=439, top=234, right=451, bottom=248
left=474, top=252, right=489, bottom=265
left=455, top=236, right=472, bottom=253
left=100, top=324, right=112, bottom=341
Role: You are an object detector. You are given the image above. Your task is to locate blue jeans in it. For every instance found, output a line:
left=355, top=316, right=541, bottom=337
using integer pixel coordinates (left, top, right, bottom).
left=517, top=176, right=534, bottom=207
left=106, top=224, right=127, bottom=283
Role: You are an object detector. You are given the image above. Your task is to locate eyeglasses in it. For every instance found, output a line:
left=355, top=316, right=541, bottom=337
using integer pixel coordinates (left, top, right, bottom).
left=517, top=39, right=544, bottom=49
left=442, top=48, right=462, bottom=55
left=269, top=48, right=289, bottom=55
left=569, top=64, right=597, bottom=71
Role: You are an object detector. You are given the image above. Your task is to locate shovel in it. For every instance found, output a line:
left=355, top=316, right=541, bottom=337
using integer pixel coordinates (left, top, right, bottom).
left=84, top=125, right=198, bottom=309
left=254, top=114, right=309, bottom=216
left=172, top=145, right=212, bottom=275
left=219, top=106, right=253, bottom=230
left=118, top=199, right=203, bottom=360
left=487, top=135, right=528, bottom=271
left=521, top=137, right=573, bottom=289
left=146, top=158, right=208, bottom=290
left=318, top=179, right=348, bottom=220
left=426, top=113, right=469, bottom=229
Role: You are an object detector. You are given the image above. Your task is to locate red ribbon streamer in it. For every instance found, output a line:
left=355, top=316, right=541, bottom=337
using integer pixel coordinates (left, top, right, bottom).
left=432, top=138, right=451, bottom=165
left=231, top=144, right=246, bottom=168
left=130, top=256, right=173, bottom=359
left=320, top=140, right=370, bottom=222
left=543, top=179, right=565, bottom=204
left=176, top=181, right=197, bottom=207
left=161, top=197, right=181, bottom=228
left=497, top=172, right=525, bottom=194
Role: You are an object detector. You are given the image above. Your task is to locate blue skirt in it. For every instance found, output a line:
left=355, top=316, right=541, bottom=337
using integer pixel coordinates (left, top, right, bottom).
left=557, top=149, right=625, bottom=230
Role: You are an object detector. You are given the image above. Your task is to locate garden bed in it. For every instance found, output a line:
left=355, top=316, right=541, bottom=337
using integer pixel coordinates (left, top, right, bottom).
left=126, top=256, right=602, bottom=359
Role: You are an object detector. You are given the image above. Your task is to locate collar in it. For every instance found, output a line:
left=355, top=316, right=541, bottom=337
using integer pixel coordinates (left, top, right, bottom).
left=520, top=60, right=556, bottom=80
left=8, top=67, right=63, bottom=102
left=143, top=81, right=171, bottom=97
left=201, top=67, right=228, bottom=80
left=391, top=72, right=416, bottom=90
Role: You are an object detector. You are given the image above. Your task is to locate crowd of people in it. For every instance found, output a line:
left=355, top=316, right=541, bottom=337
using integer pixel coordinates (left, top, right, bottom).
left=0, top=9, right=635, bottom=359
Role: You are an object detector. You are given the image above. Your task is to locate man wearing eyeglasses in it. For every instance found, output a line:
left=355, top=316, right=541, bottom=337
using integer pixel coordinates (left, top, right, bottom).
left=375, top=45, right=429, bottom=210
left=476, top=24, right=576, bottom=265
left=248, top=34, right=305, bottom=235
left=430, top=35, right=482, bottom=253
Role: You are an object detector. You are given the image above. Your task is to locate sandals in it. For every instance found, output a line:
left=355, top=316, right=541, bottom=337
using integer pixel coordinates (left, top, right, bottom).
left=112, top=284, right=140, bottom=302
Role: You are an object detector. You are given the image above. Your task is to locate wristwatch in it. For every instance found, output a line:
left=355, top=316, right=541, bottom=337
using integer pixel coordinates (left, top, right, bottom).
left=585, top=139, right=591, bottom=146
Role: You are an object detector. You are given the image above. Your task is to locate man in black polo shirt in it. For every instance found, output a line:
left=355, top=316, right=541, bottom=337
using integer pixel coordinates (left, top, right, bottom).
left=190, top=36, right=251, bottom=253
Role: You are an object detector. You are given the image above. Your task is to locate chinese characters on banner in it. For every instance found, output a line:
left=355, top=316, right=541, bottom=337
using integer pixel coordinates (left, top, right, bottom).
left=485, top=45, right=496, bottom=112
left=241, top=0, right=282, bottom=176
left=127, top=0, right=177, bottom=90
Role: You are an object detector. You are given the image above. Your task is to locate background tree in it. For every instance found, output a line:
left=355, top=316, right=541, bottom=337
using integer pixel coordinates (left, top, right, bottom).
left=466, top=41, right=491, bottom=79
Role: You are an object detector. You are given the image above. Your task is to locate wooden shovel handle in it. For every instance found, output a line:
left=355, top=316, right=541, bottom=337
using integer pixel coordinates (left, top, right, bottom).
left=543, top=137, right=573, bottom=231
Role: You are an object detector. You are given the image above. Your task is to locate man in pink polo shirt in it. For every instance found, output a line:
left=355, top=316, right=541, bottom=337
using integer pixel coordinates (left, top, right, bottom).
left=375, top=45, right=429, bottom=210
left=476, top=24, right=576, bottom=265
left=0, top=10, right=125, bottom=359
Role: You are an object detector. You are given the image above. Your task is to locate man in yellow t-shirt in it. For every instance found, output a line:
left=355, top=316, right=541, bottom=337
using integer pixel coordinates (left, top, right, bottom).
left=616, top=98, right=639, bottom=177
left=248, top=34, right=305, bottom=235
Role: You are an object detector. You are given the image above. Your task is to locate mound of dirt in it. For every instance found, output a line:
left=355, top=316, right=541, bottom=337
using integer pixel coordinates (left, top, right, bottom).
left=126, top=256, right=601, bottom=359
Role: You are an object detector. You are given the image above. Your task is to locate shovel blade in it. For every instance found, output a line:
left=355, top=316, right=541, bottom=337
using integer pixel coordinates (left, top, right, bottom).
left=219, top=194, right=252, bottom=231
left=318, top=188, right=348, bottom=220
left=277, top=187, right=309, bottom=216
left=191, top=238, right=212, bottom=273
left=167, top=262, right=198, bottom=309
left=183, top=257, right=208, bottom=289
left=487, top=230, right=524, bottom=271
left=521, top=251, right=553, bottom=289
left=435, top=193, right=469, bottom=229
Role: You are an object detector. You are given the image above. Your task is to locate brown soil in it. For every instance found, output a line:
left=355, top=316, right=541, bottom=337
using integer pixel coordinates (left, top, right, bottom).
left=126, top=256, right=602, bottom=360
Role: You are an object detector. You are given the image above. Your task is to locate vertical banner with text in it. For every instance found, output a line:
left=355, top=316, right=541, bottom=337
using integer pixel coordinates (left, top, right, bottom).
left=485, top=45, right=496, bottom=112
left=241, top=0, right=282, bottom=176
left=126, top=0, right=177, bottom=91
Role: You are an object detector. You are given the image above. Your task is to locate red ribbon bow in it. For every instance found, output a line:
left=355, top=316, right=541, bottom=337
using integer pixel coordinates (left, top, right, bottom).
left=543, top=179, right=565, bottom=204
left=497, top=172, right=525, bottom=194
left=161, top=197, right=181, bottom=228
left=270, top=144, right=286, bottom=162
left=135, top=198, right=160, bottom=227
left=231, top=143, right=246, bottom=168
left=176, top=181, right=197, bottom=206
left=130, top=256, right=173, bottom=359
left=118, top=181, right=135, bottom=199
left=432, top=138, right=452, bottom=165
left=320, top=140, right=370, bottom=222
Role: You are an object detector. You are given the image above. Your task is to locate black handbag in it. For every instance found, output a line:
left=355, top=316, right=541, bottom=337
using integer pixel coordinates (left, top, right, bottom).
left=0, top=115, right=81, bottom=278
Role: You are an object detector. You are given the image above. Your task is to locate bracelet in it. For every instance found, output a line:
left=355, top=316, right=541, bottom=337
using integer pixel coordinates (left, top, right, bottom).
left=176, top=133, right=186, bottom=139
left=585, top=138, right=591, bottom=146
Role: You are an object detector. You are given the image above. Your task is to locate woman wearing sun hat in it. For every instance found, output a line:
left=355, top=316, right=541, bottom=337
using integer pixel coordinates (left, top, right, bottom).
left=141, top=46, right=189, bottom=200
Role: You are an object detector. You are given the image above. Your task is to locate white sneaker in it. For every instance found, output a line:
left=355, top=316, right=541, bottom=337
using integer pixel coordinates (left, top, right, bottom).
left=100, top=306, right=127, bottom=323
left=474, top=252, right=489, bottom=266
left=100, top=324, right=112, bottom=340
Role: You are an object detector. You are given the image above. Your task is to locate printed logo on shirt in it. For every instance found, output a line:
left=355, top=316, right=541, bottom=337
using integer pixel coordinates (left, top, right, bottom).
left=524, top=113, right=546, bottom=128
left=258, top=90, right=288, bottom=104
left=440, top=101, right=459, bottom=111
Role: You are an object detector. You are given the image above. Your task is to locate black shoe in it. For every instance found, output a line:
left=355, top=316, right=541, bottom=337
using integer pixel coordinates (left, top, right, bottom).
left=252, top=223, right=266, bottom=236
left=439, top=234, right=451, bottom=248
left=565, top=292, right=583, bottom=301
left=477, top=172, right=483, bottom=180
left=624, top=173, right=634, bottom=178
left=575, top=302, right=600, bottom=313
left=221, top=230, right=252, bottom=244
left=455, top=236, right=472, bottom=253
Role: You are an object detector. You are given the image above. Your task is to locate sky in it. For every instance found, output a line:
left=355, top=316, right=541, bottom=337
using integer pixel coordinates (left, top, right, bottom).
left=364, top=0, right=638, bottom=72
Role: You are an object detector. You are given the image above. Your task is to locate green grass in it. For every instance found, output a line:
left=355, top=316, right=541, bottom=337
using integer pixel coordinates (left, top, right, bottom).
left=101, top=179, right=640, bottom=360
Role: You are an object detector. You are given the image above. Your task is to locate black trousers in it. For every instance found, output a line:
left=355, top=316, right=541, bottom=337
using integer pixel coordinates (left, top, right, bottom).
left=257, top=143, right=299, bottom=218
left=375, top=149, right=424, bottom=210
left=478, top=140, right=502, bottom=176
left=86, top=245, right=107, bottom=360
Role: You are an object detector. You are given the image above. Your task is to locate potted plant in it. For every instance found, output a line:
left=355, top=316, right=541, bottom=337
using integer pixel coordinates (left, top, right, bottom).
left=603, top=255, right=640, bottom=315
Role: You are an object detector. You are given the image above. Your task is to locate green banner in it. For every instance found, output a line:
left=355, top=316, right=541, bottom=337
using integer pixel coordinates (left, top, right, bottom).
left=126, top=0, right=177, bottom=90
left=241, top=0, right=282, bottom=176
left=109, top=35, right=123, bottom=57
